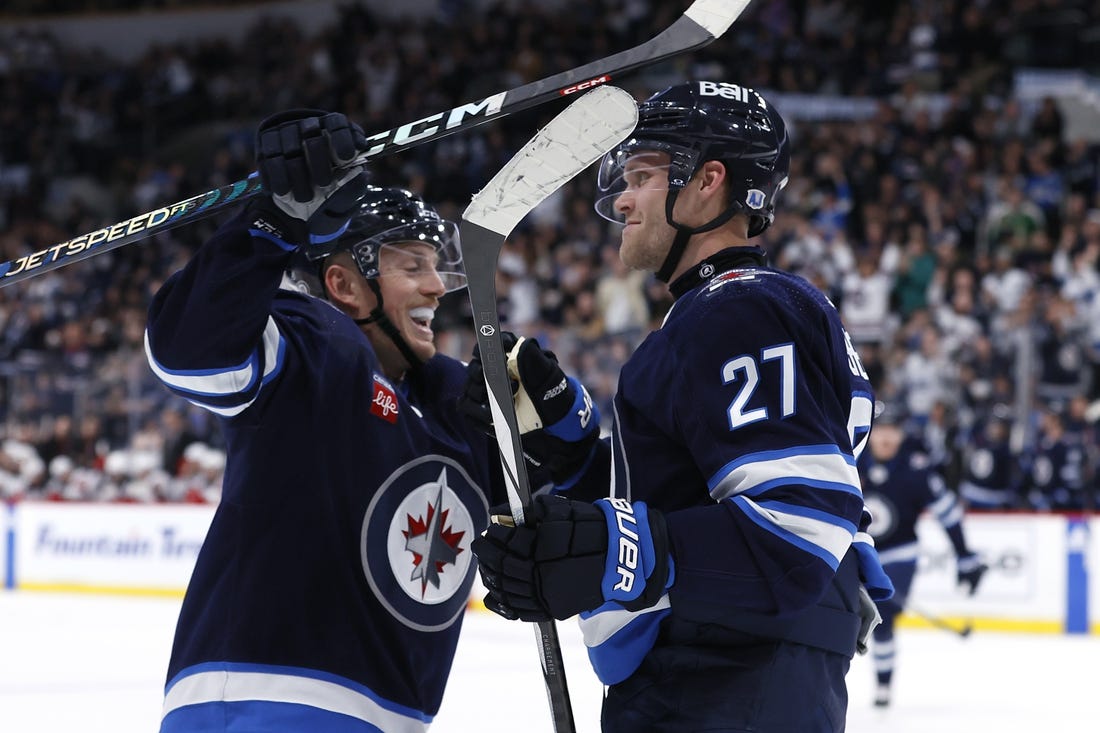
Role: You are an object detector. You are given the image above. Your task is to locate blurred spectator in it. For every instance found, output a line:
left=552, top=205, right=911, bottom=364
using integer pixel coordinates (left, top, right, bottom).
left=0, top=0, right=1096, bottom=510
left=1024, top=408, right=1088, bottom=511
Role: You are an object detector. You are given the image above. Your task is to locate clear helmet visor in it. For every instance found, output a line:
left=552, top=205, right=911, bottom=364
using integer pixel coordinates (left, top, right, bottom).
left=351, top=219, right=466, bottom=293
left=594, top=149, right=675, bottom=224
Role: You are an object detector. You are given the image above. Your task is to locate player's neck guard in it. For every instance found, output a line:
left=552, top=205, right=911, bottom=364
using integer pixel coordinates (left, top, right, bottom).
left=668, top=245, right=766, bottom=299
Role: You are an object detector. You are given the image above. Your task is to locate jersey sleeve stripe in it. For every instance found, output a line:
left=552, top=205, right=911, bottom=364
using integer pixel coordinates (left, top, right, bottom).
left=578, top=595, right=672, bottom=647
left=144, top=316, right=285, bottom=413
left=731, top=495, right=854, bottom=568
left=708, top=445, right=860, bottom=501
left=578, top=598, right=671, bottom=685
left=149, top=316, right=283, bottom=395
left=145, top=328, right=260, bottom=396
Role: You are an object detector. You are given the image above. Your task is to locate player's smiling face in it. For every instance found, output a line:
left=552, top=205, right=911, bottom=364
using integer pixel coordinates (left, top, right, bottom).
left=613, top=150, right=676, bottom=272
left=372, top=242, right=446, bottom=373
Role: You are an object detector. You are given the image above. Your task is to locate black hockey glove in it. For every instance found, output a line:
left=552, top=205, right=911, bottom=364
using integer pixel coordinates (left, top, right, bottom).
left=459, top=333, right=600, bottom=485
left=956, top=553, right=988, bottom=596
left=249, top=109, right=370, bottom=250
left=472, top=494, right=674, bottom=622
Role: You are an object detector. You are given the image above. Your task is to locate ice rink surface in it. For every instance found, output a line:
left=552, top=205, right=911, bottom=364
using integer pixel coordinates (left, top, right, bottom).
left=0, top=591, right=1095, bottom=732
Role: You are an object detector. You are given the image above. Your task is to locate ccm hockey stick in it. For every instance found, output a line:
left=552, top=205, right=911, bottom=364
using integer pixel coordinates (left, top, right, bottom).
left=462, top=84, right=639, bottom=733
left=0, top=0, right=751, bottom=289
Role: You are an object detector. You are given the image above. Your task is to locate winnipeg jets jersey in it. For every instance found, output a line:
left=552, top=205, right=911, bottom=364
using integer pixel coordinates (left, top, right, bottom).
left=959, top=426, right=1018, bottom=509
left=574, top=250, right=892, bottom=684
left=859, top=444, right=966, bottom=565
left=145, top=208, right=501, bottom=732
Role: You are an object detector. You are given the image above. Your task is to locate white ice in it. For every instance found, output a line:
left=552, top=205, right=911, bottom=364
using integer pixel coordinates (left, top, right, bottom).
left=0, top=591, right=1094, bottom=732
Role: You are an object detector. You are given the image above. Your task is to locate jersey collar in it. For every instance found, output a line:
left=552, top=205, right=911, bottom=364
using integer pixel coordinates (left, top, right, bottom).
left=668, top=246, right=767, bottom=300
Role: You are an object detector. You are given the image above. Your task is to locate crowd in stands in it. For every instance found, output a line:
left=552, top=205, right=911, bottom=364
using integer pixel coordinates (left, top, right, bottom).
left=0, top=0, right=1099, bottom=509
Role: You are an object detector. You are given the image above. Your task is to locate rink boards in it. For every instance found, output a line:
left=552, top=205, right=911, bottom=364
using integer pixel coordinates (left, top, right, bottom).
left=0, top=502, right=1093, bottom=634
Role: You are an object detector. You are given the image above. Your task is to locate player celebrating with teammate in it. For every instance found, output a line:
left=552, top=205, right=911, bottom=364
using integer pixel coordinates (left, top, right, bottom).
left=466, top=81, right=894, bottom=731
left=145, top=110, right=504, bottom=732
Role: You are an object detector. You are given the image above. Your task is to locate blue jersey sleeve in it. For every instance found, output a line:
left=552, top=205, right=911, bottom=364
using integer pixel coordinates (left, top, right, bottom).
left=144, top=207, right=300, bottom=419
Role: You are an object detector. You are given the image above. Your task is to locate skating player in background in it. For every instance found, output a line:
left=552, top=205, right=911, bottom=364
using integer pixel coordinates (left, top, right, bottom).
left=859, top=401, right=988, bottom=707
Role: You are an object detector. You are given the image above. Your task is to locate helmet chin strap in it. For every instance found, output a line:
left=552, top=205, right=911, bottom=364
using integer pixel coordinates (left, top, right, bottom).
left=353, top=278, right=425, bottom=374
left=656, top=188, right=742, bottom=283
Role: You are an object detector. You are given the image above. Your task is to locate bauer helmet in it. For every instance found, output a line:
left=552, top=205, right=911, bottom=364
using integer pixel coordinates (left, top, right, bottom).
left=310, top=185, right=466, bottom=293
left=596, top=81, right=790, bottom=280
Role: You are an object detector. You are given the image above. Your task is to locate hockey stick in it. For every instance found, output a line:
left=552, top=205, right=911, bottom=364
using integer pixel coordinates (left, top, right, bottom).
left=890, top=599, right=973, bottom=638
left=461, top=84, right=639, bottom=733
left=0, top=0, right=750, bottom=290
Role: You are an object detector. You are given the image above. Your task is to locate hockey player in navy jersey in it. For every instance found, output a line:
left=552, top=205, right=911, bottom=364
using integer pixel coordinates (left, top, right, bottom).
left=463, top=81, right=894, bottom=732
left=859, top=402, right=987, bottom=708
left=145, top=110, right=504, bottom=732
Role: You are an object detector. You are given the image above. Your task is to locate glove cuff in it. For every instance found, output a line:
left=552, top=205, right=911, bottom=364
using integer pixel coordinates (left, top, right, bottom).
left=595, top=498, right=672, bottom=610
left=245, top=196, right=308, bottom=250
left=543, top=377, right=599, bottom=442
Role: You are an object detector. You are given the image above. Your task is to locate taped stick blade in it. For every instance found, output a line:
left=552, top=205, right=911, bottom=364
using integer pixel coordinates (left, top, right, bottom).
left=463, top=85, right=638, bottom=236
left=684, top=0, right=754, bottom=39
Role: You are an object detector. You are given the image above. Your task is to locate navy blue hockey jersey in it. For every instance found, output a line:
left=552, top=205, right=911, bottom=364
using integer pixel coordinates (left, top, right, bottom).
left=859, top=444, right=967, bottom=565
left=959, top=425, right=1019, bottom=509
left=1026, top=435, right=1086, bottom=510
left=572, top=253, right=892, bottom=684
left=145, top=208, right=501, bottom=732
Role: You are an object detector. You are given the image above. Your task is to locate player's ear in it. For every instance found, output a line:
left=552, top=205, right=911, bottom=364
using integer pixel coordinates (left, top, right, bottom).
left=324, top=257, right=367, bottom=315
left=696, top=159, right=727, bottom=196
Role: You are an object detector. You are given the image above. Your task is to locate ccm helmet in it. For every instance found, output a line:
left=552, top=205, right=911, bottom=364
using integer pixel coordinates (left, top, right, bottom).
left=296, top=186, right=464, bottom=372
left=304, top=185, right=465, bottom=293
left=596, top=81, right=790, bottom=281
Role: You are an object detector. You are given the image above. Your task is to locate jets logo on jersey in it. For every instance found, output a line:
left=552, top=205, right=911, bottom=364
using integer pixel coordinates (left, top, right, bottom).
left=361, top=455, right=488, bottom=631
left=863, top=493, right=896, bottom=539
left=403, top=479, right=466, bottom=598
left=371, top=373, right=399, bottom=424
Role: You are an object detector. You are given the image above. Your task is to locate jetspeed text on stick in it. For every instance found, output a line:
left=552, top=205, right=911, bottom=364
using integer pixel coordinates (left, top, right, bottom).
left=1, top=205, right=180, bottom=279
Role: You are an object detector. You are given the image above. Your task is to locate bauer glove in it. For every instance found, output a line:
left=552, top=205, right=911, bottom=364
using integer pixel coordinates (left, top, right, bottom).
left=459, top=332, right=600, bottom=485
left=956, top=553, right=988, bottom=596
left=250, top=109, right=370, bottom=250
left=472, top=494, right=674, bottom=622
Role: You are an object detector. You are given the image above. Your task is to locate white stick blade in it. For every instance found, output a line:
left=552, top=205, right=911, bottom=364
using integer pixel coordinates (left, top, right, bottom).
left=463, top=85, right=638, bottom=236
left=684, top=0, right=752, bottom=38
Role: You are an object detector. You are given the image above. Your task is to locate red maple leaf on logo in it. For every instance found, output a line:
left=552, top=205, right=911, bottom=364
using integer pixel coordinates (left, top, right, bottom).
left=403, top=503, right=466, bottom=595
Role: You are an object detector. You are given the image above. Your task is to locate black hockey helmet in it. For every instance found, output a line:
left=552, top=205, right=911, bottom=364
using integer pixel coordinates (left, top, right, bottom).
left=596, top=81, right=790, bottom=280
left=308, top=185, right=465, bottom=293
left=873, top=401, right=907, bottom=427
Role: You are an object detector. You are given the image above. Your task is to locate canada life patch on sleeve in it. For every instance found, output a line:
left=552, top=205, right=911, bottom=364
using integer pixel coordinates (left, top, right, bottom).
left=371, top=373, right=399, bottom=424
